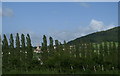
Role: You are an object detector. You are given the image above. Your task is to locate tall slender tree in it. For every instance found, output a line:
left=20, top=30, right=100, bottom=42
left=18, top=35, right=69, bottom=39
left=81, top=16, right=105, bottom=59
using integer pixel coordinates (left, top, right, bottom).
left=26, top=34, right=33, bottom=71
left=2, top=34, right=9, bottom=72
left=49, top=36, right=54, bottom=51
left=9, top=34, right=14, bottom=69
left=41, top=35, right=48, bottom=63
left=16, top=33, right=20, bottom=49
left=63, top=40, right=69, bottom=51
left=21, top=34, right=25, bottom=48
left=15, top=33, right=21, bottom=70
left=49, top=36, right=54, bottom=56
left=55, top=40, right=59, bottom=51
left=43, top=35, right=47, bottom=51
left=9, top=34, right=14, bottom=49
left=104, top=42, right=108, bottom=54
left=21, top=34, right=26, bottom=70
left=75, top=44, right=79, bottom=58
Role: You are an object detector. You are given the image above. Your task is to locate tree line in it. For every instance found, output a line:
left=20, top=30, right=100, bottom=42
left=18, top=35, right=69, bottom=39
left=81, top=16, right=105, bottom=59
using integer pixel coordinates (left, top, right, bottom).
left=2, top=33, right=119, bottom=74
left=2, top=33, right=32, bottom=72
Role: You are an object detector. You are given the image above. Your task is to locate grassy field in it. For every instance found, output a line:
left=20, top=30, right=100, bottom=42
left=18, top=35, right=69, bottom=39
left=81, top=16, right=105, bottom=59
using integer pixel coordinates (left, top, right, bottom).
left=4, top=69, right=119, bottom=74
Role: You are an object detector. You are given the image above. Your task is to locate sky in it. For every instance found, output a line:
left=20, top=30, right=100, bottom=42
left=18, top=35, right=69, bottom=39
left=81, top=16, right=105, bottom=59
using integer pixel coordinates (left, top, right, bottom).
left=0, top=2, right=2, bottom=35
left=2, top=0, right=120, bottom=2
left=2, top=2, right=118, bottom=46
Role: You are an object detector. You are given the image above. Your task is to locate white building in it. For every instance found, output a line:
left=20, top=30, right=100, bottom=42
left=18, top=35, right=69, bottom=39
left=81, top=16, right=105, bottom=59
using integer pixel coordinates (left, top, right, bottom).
left=34, top=46, right=43, bottom=53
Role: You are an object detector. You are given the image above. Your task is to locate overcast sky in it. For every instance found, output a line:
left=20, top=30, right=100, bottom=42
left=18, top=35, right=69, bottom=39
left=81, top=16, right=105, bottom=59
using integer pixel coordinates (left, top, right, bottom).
left=2, top=2, right=118, bottom=46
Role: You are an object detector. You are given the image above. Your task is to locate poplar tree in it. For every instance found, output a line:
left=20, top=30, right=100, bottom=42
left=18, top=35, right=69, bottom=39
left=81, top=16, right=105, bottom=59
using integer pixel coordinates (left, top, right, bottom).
left=9, top=34, right=14, bottom=69
left=16, top=33, right=20, bottom=48
left=2, top=34, right=9, bottom=72
left=49, top=36, right=54, bottom=51
left=104, top=42, right=108, bottom=54
left=75, top=44, right=79, bottom=58
left=112, top=42, right=118, bottom=70
left=21, top=34, right=26, bottom=70
left=41, top=35, right=48, bottom=63
left=43, top=35, right=47, bottom=51
left=21, top=34, right=25, bottom=48
left=15, top=33, right=21, bottom=70
left=9, top=34, right=14, bottom=49
left=55, top=40, right=59, bottom=51
left=63, top=40, right=69, bottom=51
left=41, top=42, right=44, bottom=51
left=49, top=36, right=54, bottom=56
left=109, top=42, right=112, bottom=54
left=26, top=34, right=33, bottom=70
left=113, top=42, right=116, bottom=52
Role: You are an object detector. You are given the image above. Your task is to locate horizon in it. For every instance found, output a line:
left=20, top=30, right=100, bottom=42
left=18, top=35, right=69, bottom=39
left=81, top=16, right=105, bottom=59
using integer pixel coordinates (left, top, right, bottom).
left=2, top=25, right=118, bottom=47
left=2, top=2, right=118, bottom=46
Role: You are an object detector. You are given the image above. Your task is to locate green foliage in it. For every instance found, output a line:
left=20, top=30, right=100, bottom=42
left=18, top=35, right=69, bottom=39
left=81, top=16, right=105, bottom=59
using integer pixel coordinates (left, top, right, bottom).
left=55, top=40, right=60, bottom=51
left=2, top=34, right=8, bottom=49
left=16, top=33, right=20, bottom=49
left=2, top=33, right=119, bottom=74
left=15, top=33, right=21, bottom=70
left=26, top=34, right=33, bottom=70
left=21, top=34, right=26, bottom=70
left=49, top=36, right=54, bottom=52
left=9, top=34, right=14, bottom=48
left=42, top=35, right=47, bottom=51
left=9, top=34, right=15, bottom=70
left=21, top=34, right=25, bottom=48
left=2, top=34, right=9, bottom=72
left=68, top=26, right=119, bottom=45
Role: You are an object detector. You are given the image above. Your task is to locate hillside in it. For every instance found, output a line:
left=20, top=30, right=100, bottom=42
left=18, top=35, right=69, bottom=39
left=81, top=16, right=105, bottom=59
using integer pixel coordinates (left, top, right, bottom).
left=67, top=26, right=119, bottom=45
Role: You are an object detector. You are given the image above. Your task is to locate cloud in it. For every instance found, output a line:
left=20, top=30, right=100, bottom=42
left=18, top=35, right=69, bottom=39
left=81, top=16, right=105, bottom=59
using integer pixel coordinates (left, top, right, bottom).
left=89, top=19, right=116, bottom=31
left=48, top=19, right=116, bottom=43
left=38, top=19, right=116, bottom=45
left=80, top=3, right=90, bottom=8
left=4, top=19, right=116, bottom=46
left=89, top=19, right=104, bottom=31
left=48, top=30, right=75, bottom=43
left=17, top=19, right=116, bottom=46
left=0, top=7, right=13, bottom=17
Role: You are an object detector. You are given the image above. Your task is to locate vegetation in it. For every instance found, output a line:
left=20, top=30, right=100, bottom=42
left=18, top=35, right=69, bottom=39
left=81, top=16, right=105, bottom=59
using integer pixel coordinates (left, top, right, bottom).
left=0, top=35, right=2, bottom=75
left=68, top=26, right=119, bottom=45
left=1, top=27, right=120, bottom=74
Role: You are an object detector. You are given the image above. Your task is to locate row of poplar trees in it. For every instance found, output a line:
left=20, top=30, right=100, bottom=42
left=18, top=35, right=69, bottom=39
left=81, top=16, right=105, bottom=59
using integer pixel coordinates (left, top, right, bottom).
left=2, top=33, right=119, bottom=74
left=2, top=33, right=33, bottom=72
left=34, top=35, right=119, bottom=73
left=2, top=33, right=63, bottom=73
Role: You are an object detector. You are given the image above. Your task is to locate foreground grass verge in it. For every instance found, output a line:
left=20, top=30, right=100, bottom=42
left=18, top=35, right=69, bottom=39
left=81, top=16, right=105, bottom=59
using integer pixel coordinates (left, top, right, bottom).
left=4, top=69, right=119, bottom=74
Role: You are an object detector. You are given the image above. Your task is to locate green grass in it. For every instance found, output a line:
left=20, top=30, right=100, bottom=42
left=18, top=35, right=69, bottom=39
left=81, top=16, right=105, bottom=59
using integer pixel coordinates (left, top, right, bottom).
left=4, top=69, right=58, bottom=74
left=4, top=69, right=119, bottom=74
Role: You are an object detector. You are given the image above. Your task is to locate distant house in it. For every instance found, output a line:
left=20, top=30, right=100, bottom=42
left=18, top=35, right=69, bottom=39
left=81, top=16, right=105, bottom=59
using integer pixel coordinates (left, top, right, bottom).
left=34, top=46, right=43, bottom=53
left=54, top=45, right=56, bottom=49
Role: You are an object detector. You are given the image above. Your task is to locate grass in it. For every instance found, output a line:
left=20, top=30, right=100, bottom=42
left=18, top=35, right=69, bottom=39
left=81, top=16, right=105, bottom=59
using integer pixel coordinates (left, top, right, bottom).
left=4, top=69, right=119, bottom=74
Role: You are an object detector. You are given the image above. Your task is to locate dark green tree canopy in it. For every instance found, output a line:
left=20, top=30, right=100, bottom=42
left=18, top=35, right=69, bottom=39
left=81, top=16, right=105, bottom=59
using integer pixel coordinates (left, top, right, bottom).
left=21, top=34, right=26, bottom=48
left=42, top=35, right=47, bottom=51
left=16, top=33, right=20, bottom=48
left=2, top=34, right=8, bottom=49
left=9, top=34, right=14, bottom=48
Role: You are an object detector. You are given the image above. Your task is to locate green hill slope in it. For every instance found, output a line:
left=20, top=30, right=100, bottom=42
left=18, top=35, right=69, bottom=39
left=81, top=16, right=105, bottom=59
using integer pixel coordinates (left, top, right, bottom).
left=68, top=26, right=119, bottom=45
